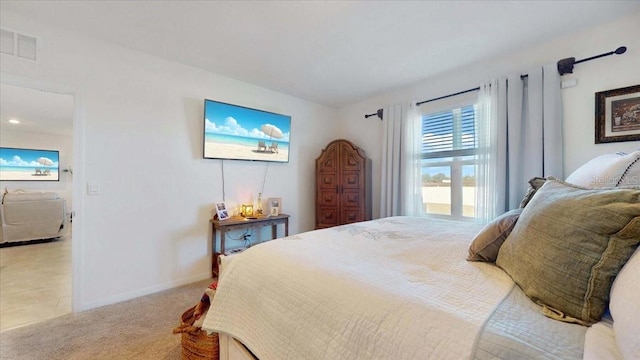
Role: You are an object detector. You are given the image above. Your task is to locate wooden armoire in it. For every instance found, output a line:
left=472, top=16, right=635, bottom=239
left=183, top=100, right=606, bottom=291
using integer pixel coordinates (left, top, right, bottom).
left=315, top=139, right=371, bottom=229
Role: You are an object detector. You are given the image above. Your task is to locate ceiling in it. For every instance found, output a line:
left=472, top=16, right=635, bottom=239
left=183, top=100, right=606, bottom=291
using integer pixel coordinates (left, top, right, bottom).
left=0, top=83, right=74, bottom=137
left=1, top=1, right=639, bottom=112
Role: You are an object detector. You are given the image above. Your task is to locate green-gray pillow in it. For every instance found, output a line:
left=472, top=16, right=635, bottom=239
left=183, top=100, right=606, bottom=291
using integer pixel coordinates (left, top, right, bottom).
left=496, top=178, right=640, bottom=325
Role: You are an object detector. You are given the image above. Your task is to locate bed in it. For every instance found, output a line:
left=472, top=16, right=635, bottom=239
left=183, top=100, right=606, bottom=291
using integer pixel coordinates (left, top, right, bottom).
left=202, top=151, right=640, bottom=360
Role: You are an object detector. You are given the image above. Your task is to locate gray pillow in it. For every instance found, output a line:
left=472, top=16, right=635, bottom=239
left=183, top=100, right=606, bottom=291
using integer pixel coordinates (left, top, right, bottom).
left=467, top=208, right=522, bottom=262
left=496, top=178, right=640, bottom=325
left=519, top=177, right=547, bottom=208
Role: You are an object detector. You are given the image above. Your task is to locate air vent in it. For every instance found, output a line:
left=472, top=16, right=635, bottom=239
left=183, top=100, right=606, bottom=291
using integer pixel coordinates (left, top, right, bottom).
left=0, top=28, right=38, bottom=61
left=0, top=29, right=14, bottom=55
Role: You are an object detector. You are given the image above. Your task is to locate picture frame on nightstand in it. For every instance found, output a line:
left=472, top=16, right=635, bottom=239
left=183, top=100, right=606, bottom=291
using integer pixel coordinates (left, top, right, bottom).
left=215, top=202, right=230, bottom=220
left=268, top=198, right=281, bottom=216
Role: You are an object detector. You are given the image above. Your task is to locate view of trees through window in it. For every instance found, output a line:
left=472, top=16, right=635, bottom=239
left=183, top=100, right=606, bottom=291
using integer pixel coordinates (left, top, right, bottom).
left=422, top=173, right=476, bottom=186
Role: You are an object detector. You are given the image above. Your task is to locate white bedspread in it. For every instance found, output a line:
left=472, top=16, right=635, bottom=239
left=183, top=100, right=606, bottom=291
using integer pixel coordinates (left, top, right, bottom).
left=203, top=217, right=515, bottom=359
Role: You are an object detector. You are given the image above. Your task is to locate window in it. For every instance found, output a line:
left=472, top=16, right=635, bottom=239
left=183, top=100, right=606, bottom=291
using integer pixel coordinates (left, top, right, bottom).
left=420, top=104, right=478, bottom=219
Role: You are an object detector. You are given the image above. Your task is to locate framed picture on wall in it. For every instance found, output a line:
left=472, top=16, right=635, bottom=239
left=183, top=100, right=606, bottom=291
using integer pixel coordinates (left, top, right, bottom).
left=215, top=202, right=230, bottom=221
left=268, top=198, right=281, bottom=216
left=595, top=84, right=640, bottom=143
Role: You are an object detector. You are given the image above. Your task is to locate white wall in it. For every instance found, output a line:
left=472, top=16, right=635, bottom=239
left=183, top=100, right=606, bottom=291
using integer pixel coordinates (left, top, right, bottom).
left=1, top=10, right=338, bottom=310
left=0, top=129, right=74, bottom=208
left=336, top=12, right=640, bottom=219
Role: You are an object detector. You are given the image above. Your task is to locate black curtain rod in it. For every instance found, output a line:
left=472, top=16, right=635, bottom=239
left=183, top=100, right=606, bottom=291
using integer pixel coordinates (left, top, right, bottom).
left=416, top=87, right=480, bottom=107
left=366, top=74, right=527, bottom=119
left=364, top=87, right=481, bottom=120
left=366, top=45, right=627, bottom=120
left=558, top=46, right=626, bottom=75
left=415, top=75, right=532, bottom=106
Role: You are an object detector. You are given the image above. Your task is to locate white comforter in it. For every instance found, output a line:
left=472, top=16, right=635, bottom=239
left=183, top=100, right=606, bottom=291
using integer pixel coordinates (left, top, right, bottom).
left=203, top=217, right=515, bottom=359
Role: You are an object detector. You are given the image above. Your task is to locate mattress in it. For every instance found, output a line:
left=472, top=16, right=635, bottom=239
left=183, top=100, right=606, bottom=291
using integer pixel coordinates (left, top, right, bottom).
left=474, top=285, right=585, bottom=359
left=203, top=216, right=586, bottom=359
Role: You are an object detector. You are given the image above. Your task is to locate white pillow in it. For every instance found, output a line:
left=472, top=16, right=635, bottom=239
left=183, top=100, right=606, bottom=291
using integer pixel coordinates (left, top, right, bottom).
left=623, top=153, right=640, bottom=186
left=609, top=247, right=640, bottom=360
left=566, top=150, right=640, bottom=187
left=584, top=315, right=624, bottom=360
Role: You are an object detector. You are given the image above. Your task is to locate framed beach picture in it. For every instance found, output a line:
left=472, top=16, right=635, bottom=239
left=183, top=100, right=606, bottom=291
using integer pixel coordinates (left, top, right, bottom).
left=595, top=84, right=640, bottom=143
left=268, top=198, right=281, bottom=216
left=215, top=202, right=230, bottom=221
left=0, top=147, right=60, bottom=181
left=203, top=99, right=291, bottom=162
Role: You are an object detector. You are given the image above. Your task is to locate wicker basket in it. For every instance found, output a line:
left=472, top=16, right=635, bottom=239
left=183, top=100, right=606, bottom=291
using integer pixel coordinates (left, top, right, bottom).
left=173, top=305, right=219, bottom=360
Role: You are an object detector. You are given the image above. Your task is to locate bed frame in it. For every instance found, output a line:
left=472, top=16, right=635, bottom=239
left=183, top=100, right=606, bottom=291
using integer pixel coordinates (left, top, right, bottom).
left=218, top=333, right=255, bottom=360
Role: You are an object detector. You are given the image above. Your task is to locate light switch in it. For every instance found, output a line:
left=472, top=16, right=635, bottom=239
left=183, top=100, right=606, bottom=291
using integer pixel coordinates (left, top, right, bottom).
left=87, top=182, right=100, bottom=195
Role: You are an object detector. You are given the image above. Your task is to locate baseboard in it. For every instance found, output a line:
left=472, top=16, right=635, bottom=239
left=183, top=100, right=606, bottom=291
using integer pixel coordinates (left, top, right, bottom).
left=78, top=272, right=212, bottom=311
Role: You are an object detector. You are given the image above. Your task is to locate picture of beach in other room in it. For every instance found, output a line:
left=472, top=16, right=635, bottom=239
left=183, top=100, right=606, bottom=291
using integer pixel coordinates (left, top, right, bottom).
left=203, top=99, right=291, bottom=163
left=0, top=147, right=60, bottom=181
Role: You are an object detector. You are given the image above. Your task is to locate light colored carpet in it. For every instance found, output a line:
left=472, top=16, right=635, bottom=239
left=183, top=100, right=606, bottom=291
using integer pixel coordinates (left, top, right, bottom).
left=0, top=278, right=214, bottom=360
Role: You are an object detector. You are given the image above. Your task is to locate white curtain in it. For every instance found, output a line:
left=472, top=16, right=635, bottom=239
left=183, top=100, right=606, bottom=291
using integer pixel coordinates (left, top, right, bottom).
left=476, top=65, right=564, bottom=221
left=379, top=102, right=422, bottom=217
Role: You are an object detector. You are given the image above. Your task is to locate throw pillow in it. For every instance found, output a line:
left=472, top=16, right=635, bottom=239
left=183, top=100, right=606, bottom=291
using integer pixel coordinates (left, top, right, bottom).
left=565, top=150, right=640, bottom=187
left=519, top=177, right=547, bottom=208
left=467, top=208, right=522, bottom=262
left=609, top=247, right=640, bottom=360
left=496, top=178, right=640, bottom=325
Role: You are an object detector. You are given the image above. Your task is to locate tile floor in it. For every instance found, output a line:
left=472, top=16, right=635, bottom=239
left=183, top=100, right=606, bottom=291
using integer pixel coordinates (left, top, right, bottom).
left=0, top=235, right=72, bottom=332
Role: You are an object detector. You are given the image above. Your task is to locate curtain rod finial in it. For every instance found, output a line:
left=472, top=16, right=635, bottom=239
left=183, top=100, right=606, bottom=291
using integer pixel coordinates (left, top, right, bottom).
left=365, top=109, right=383, bottom=120
left=615, top=46, right=627, bottom=55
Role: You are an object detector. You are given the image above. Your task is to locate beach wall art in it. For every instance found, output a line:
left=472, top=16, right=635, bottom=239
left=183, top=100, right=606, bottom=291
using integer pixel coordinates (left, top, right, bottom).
left=0, top=147, right=60, bottom=181
left=203, top=99, right=291, bottom=162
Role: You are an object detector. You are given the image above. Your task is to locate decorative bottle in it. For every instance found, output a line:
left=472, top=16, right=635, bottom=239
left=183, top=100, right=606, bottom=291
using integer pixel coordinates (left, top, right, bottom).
left=256, top=193, right=263, bottom=215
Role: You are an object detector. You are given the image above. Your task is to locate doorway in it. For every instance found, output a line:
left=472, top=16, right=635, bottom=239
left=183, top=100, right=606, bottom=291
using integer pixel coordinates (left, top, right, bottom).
left=0, top=82, right=75, bottom=331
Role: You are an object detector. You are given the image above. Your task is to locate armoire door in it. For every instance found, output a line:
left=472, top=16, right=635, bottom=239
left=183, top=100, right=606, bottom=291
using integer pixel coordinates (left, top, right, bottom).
left=339, top=141, right=365, bottom=224
left=316, top=141, right=340, bottom=228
